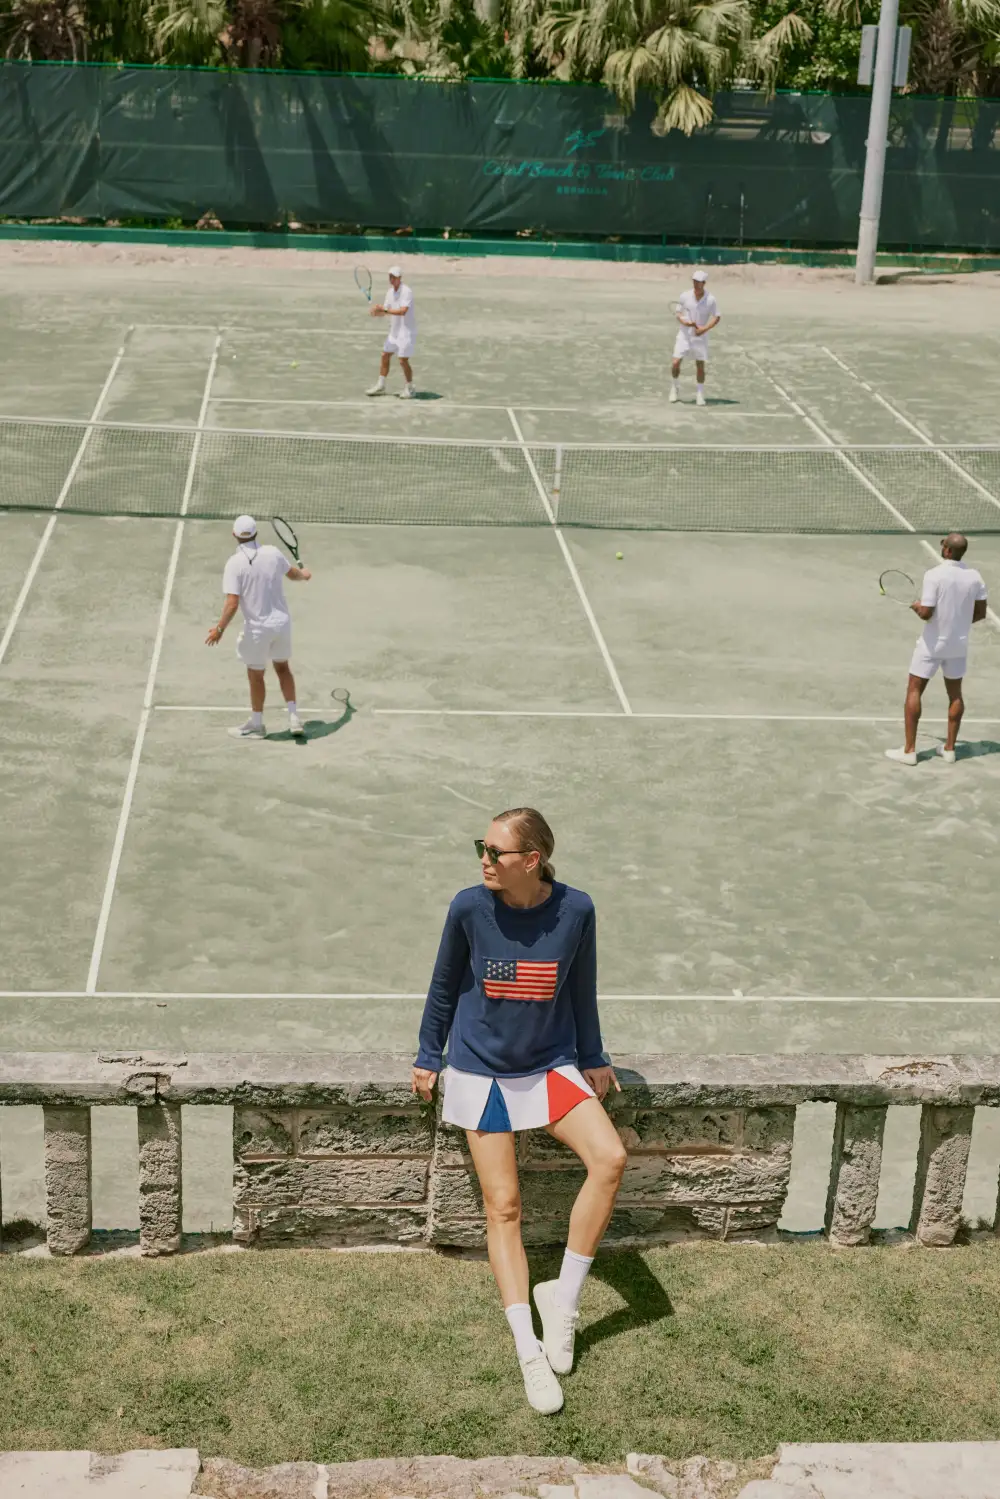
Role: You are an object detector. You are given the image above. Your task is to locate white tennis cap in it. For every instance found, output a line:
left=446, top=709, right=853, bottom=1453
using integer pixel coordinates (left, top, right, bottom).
left=387, top=264, right=402, bottom=277
left=692, top=269, right=708, bottom=281
left=233, top=514, right=257, bottom=539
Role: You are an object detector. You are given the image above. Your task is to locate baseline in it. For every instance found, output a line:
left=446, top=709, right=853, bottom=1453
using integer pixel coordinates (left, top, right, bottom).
left=1, top=989, right=999, bottom=1004
left=370, top=707, right=1000, bottom=723
left=85, top=336, right=222, bottom=995
left=0, top=330, right=134, bottom=668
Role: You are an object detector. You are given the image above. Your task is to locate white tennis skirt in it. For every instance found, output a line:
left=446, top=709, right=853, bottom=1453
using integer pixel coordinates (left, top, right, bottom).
left=441, top=1063, right=595, bottom=1133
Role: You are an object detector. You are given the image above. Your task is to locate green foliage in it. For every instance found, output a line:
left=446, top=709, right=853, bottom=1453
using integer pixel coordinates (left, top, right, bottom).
left=752, top=0, right=879, bottom=91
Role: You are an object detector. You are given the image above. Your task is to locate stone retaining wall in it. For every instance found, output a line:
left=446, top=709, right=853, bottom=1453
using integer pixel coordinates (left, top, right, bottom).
left=1, top=1052, right=998, bottom=1256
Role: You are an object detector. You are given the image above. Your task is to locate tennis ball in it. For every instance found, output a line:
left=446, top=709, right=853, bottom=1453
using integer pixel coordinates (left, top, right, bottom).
left=615, top=551, right=623, bottom=560
left=290, top=360, right=299, bottom=368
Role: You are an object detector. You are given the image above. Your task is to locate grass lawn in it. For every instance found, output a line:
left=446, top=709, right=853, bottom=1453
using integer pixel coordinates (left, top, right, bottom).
left=1, top=1242, right=1000, bottom=1466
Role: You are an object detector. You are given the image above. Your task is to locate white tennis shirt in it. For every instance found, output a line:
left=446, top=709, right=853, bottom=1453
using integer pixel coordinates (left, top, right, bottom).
left=384, top=282, right=416, bottom=340
left=677, top=289, right=719, bottom=331
left=222, top=542, right=292, bottom=632
left=919, top=559, right=987, bottom=655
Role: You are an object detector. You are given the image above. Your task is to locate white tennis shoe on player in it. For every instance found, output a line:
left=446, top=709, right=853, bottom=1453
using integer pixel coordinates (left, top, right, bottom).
left=228, top=719, right=267, bottom=740
left=533, top=1280, right=580, bottom=1375
left=518, top=1349, right=563, bottom=1414
left=696, top=390, right=706, bottom=406
left=937, top=746, right=957, bottom=763
left=669, top=385, right=679, bottom=403
left=288, top=711, right=304, bottom=737
left=366, top=382, right=386, bottom=396
left=885, top=747, right=917, bottom=765
left=398, top=385, right=415, bottom=399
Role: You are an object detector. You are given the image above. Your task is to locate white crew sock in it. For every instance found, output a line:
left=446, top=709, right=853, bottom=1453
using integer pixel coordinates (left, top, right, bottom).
left=405, top=381, right=415, bottom=393
left=556, top=1248, right=594, bottom=1312
left=672, top=375, right=680, bottom=386
left=505, top=1302, right=541, bottom=1361
left=286, top=700, right=297, bottom=715
left=250, top=711, right=263, bottom=728
left=696, top=382, right=705, bottom=395
left=375, top=374, right=386, bottom=389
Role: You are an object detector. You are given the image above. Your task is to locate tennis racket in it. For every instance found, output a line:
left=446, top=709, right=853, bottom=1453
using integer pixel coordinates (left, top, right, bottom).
left=879, top=569, right=916, bottom=606
left=331, top=688, right=352, bottom=707
left=671, top=299, right=694, bottom=328
left=272, top=515, right=302, bottom=564
left=354, top=266, right=372, bottom=303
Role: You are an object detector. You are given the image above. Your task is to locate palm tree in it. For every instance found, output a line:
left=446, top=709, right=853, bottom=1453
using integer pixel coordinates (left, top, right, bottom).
left=282, top=0, right=381, bottom=71
left=379, top=0, right=510, bottom=77
left=146, top=0, right=227, bottom=63
left=513, top=0, right=753, bottom=134
left=2, top=0, right=87, bottom=59
left=825, top=0, right=1000, bottom=94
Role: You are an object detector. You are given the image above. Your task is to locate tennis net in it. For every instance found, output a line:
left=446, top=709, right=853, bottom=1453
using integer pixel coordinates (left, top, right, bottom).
left=3, top=416, right=1000, bottom=533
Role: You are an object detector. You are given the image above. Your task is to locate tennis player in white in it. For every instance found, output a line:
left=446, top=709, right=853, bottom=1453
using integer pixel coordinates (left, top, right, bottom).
left=367, top=265, right=417, bottom=398
left=205, top=514, right=312, bottom=740
left=885, top=532, right=988, bottom=766
left=671, top=269, right=720, bottom=406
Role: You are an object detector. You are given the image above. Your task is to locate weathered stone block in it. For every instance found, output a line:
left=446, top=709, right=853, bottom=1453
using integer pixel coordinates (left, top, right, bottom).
left=234, top=1202, right=428, bottom=1247
left=234, top=1157, right=428, bottom=1208
left=825, top=1104, right=886, bottom=1248
left=138, top=1103, right=182, bottom=1256
left=910, top=1104, right=974, bottom=1247
left=724, top=1200, right=786, bottom=1237
left=623, top=1109, right=744, bottom=1153
left=43, top=1105, right=92, bottom=1255
left=619, top=1152, right=791, bottom=1205
left=742, top=1107, right=796, bottom=1153
left=298, top=1107, right=433, bottom=1157
left=234, top=1109, right=294, bottom=1160
left=605, top=1202, right=728, bottom=1241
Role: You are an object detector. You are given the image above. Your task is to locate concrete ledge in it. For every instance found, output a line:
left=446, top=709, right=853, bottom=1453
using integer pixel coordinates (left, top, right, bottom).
left=4, top=1052, right=1000, bottom=1107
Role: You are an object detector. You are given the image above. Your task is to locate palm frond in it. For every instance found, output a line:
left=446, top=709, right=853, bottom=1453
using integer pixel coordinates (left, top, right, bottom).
left=655, top=80, right=715, bottom=133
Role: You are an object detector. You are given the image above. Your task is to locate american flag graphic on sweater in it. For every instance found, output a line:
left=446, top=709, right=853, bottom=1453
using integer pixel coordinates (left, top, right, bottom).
left=483, top=958, right=559, bottom=1002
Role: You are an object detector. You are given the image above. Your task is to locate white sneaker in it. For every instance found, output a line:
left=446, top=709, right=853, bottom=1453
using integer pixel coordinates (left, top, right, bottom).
left=518, top=1349, right=563, bottom=1414
left=885, top=747, right=917, bottom=765
left=696, top=390, right=706, bottom=406
left=398, top=386, right=415, bottom=400
left=533, top=1280, right=580, bottom=1375
left=669, top=385, right=679, bottom=403
left=288, top=711, right=304, bottom=737
left=366, top=382, right=386, bottom=397
left=228, top=719, right=266, bottom=740
left=937, top=746, right=957, bottom=763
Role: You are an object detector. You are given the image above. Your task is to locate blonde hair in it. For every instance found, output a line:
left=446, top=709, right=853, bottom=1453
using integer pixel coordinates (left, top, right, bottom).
left=494, top=806, right=555, bottom=884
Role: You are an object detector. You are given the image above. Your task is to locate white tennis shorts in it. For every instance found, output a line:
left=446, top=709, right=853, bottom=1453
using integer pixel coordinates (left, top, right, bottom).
left=384, top=333, right=415, bottom=358
left=237, top=626, right=292, bottom=669
left=673, top=329, right=709, bottom=361
left=909, top=641, right=966, bottom=681
left=441, top=1063, right=595, bottom=1133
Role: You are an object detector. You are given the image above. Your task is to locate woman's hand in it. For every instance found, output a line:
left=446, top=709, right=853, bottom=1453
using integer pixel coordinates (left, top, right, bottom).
left=583, top=1064, right=620, bottom=1103
left=411, top=1066, right=438, bottom=1102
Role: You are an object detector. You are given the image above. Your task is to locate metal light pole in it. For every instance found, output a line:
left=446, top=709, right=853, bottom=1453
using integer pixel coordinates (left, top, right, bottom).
left=855, top=0, right=901, bottom=284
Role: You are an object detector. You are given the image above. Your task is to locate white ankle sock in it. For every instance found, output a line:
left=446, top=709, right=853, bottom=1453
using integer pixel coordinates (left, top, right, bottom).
left=375, top=375, right=386, bottom=388
left=697, top=382, right=704, bottom=393
left=250, top=711, right=263, bottom=728
left=556, top=1248, right=594, bottom=1312
left=286, top=700, right=297, bottom=715
left=505, top=1302, right=541, bottom=1361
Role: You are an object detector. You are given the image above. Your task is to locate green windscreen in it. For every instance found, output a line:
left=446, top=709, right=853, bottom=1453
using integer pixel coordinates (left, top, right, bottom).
left=4, top=417, right=1000, bottom=532
left=0, top=64, right=998, bottom=250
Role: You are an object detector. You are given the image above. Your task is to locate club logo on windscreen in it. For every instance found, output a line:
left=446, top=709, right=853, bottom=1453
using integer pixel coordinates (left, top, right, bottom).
left=483, top=959, right=559, bottom=1002
left=564, top=129, right=607, bottom=153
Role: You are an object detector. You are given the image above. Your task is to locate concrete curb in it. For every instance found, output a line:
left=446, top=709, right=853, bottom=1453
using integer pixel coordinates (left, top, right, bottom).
left=3, top=1446, right=1000, bottom=1498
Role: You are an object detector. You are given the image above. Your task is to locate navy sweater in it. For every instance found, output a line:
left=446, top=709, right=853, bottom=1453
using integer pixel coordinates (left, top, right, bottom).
left=415, top=882, right=608, bottom=1078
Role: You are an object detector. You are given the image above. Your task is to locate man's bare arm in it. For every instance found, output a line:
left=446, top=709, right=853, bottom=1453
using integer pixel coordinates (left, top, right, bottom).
left=911, top=602, right=934, bottom=621
left=288, top=566, right=312, bottom=581
left=973, top=598, right=988, bottom=623
left=692, top=314, right=721, bottom=335
left=206, top=593, right=240, bottom=644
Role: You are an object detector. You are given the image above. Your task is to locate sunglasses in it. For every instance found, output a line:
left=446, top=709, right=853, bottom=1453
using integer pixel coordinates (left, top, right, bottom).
left=474, top=839, right=529, bottom=866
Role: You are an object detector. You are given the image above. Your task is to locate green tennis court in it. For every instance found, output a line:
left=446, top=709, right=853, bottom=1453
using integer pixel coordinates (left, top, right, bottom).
left=2, top=250, right=1000, bottom=1238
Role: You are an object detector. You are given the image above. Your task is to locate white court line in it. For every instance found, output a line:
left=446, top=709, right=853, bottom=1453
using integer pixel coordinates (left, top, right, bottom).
left=85, top=336, right=222, bottom=996
left=739, top=349, right=916, bottom=533
left=3, top=990, right=1000, bottom=1005
left=372, top=707, right=1000, bottom=723
left=821, top=346, right=1000, bottom=517
left=0, top=332, right=134, bottom=668
left=207, top=396, right=795, bottom=418
left=506, top=406, right=632, bottom=715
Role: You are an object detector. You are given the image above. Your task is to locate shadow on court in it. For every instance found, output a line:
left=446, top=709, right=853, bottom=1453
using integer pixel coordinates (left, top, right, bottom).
left=411, top=390, right=443, bottom=401
left=957, top=739, right=1000, bottom=760
left=266, top=694, right=356, bottom=745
